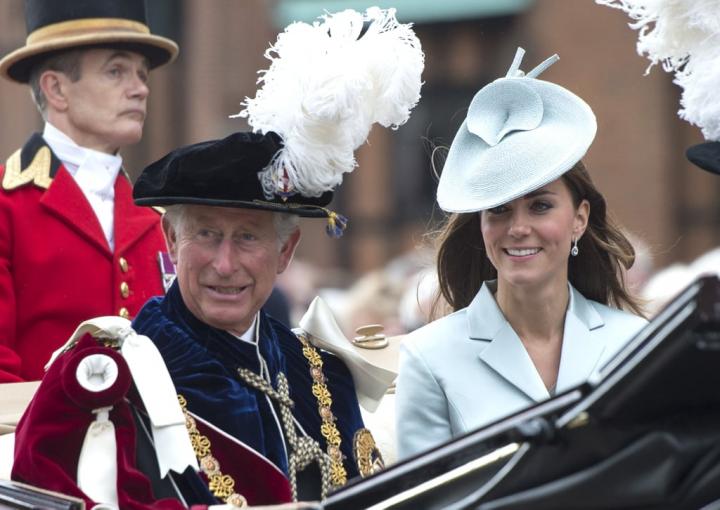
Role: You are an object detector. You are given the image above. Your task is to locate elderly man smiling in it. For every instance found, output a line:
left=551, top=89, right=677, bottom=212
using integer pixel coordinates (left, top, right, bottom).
left=129, top=7, right=423, bottom=503
left=163, top=203, right=299, bottom=337
left=130, top=132, right=364, bottom=503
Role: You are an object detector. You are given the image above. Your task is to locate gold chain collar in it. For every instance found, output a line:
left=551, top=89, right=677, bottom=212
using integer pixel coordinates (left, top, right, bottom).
left=178, top=320, right=352, bottom=503
left=178, top=395, right=247, bottom=507
left=295, top=331, right=348, bottom=487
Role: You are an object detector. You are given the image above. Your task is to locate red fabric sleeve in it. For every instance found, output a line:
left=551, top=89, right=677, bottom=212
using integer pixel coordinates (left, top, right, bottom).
left=0, top=175, right=23, bottom=383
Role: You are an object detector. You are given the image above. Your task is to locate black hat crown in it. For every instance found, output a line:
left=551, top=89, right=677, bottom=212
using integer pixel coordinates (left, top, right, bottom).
left=134, top=131, right=334, bottom=219
left=25, top=0, right=149, bottom=34
left=0, top=0, right=178, bottom=83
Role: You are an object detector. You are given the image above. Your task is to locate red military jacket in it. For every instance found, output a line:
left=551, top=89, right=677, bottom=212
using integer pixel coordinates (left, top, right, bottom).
left=0, top=133, right=168, bottom=382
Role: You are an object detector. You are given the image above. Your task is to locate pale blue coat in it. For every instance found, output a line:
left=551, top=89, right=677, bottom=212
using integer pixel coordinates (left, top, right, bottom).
left=396, top=280, right=647, bottom=459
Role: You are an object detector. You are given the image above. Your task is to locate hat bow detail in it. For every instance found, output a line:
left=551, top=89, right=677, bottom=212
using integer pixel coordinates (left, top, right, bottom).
left=466, top=48, right=560, bottom=147
left=467, top=80, right=543, bottom=147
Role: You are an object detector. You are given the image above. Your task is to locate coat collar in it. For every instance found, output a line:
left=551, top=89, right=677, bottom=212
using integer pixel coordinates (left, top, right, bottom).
left=468, top=280, right=606, bottom=402
left=113, top=170, right=163, bottom=254
left=34, top=131, right=160, bottom=256
left=41, top=164, right=110, bottom=253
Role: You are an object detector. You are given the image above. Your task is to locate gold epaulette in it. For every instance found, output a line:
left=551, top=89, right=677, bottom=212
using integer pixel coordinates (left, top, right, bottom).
left=2, top=146, right=52, bottom=191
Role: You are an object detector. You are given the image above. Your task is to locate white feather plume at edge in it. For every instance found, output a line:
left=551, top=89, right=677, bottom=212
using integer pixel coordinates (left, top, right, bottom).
left=234, top=7, right=424, bottom=197
left=597, top=0, right=720, bottom=140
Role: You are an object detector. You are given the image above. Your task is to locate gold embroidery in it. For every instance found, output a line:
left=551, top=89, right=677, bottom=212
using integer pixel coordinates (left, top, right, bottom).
left=2, top=146, right=52, bottom=190
left=296, top=332, right=348, bottom=488
left=190, top=433, right=211, bottom=458
left=301, top=344, right=323, bottom=366
left=353, top=428, right=385, bottom=477
left=208, top=474, right=235, bottom=499
left=311, top=384, right=332, bottom=406
left=178, top=395, right=247, bottom=507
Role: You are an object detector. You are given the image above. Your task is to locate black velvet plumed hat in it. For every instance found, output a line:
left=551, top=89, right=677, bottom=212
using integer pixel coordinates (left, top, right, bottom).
left=0, top=0, right=178, bottom=83
left=686, top=142, right=720, bottom=175
left=133, top=131, right=343, bottom=229
left=136, top=7, right=425, bottom=238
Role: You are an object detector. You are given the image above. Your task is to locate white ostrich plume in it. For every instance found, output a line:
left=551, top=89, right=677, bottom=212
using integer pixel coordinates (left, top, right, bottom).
left=234, top=7, right=424, bottom=198
left=597, top=0, right=720, bottom=140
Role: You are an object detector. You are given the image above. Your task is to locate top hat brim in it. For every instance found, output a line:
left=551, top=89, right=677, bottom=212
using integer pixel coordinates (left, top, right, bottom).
left=0, top=31, right=178, bottom=83
left=686, top=142, right=720, bottom=175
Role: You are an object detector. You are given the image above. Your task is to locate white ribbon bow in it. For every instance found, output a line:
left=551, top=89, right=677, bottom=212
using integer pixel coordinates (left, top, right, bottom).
left=48, top=317, right=198, bottom=479
left=296, top=297, right=400, bottom=412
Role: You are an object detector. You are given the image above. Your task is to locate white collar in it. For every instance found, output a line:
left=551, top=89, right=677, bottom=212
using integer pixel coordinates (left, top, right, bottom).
left=43, top=122, right=123, bottom=249
left=234, top=314, right=259, bottom=345
left=43, top=122, right=123, bottom=180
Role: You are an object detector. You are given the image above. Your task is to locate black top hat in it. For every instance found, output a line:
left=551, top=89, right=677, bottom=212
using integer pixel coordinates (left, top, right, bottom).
left=0, top=0, right=179, bottom=83
left=134, top=131, right=345, bottom=231
left=686, top=142, right=720, bottom=175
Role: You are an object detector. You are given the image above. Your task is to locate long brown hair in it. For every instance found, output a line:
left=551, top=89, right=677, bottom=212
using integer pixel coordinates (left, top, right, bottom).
left=431, top=161, right=644, bottom=318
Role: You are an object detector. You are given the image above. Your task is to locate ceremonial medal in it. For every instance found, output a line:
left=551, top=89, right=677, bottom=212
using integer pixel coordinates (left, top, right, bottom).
left=157, top=251, right=176, bottom=293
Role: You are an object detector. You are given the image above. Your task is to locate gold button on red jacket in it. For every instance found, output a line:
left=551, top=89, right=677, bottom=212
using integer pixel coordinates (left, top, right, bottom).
left=0, top=134, right=167, bottom=381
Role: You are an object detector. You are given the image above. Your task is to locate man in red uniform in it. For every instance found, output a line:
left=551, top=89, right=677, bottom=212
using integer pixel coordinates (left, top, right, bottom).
left=0, top=0, right=179, bottom=382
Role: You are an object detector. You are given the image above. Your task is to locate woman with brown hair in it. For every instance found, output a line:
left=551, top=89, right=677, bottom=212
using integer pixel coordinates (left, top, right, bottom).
left=395, top=48, right=647, bottom=458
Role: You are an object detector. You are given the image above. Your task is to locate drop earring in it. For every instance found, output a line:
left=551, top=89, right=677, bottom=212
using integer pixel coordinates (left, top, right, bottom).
left=571, top=237, right=579, bottom=257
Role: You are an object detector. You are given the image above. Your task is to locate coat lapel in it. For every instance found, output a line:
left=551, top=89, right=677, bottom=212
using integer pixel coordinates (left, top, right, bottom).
left=555, top=285, right=606, bottom=391
left=113, top=172, right=162, bottom=254
left=33, top=137, right=160, bottom=257
left=469, top=283, right=550, bottom=402
left=468, top=282, right=607, bottom=401
left=40, top=166, right=110, bottom=255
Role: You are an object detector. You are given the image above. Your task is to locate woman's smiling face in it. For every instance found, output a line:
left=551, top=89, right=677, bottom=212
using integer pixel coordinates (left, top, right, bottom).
left=480, top=177, right=589, bottom=291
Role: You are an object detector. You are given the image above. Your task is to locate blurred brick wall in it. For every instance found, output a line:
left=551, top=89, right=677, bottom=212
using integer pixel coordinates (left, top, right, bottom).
left=2, top=0, right=717, bottom=279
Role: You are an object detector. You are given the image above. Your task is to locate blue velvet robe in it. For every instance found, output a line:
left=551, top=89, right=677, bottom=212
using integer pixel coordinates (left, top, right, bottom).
left=132, top=281, right=364, bottom=479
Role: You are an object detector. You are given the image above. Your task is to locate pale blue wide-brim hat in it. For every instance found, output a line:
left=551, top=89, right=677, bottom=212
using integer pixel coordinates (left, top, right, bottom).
left=437, top=48, right=597, bottom=213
